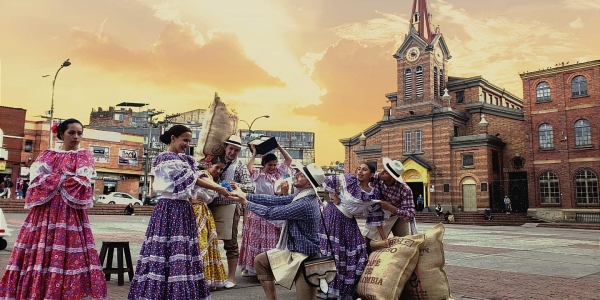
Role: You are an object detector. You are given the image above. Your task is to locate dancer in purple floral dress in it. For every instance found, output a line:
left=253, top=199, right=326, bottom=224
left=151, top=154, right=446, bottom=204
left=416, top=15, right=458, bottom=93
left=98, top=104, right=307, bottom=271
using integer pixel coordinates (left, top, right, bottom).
left=319, top=162, right=385, bottom=299
left=128, top=125, right=231, bottom=300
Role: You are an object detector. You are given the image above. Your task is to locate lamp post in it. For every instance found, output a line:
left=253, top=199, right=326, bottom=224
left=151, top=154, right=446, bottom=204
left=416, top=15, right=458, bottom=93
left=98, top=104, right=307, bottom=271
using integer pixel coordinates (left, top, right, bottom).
left=48, top=59, right=71, bottom=149
left=239, top=115, right=270, bottom=136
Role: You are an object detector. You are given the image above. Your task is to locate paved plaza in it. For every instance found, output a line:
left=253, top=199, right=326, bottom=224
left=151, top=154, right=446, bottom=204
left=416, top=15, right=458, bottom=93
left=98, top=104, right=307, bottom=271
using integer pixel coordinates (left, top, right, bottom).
left=0, top=213, right=598, bottom=299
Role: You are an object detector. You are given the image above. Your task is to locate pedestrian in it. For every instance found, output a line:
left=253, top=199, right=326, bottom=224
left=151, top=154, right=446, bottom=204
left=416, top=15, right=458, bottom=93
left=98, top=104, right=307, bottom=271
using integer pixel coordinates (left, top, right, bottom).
left=15, top=179, right=24, bottom=199
left=0, top=183, right=5, bottom=199
left=435, top=204, right=443, bottom=216
left=239, top=143, right=293, bottom=277
left=228, top=163, right=326, bottom=300
left=0, top=118, right=107, bottom=299
left=208, top=134, right=255, bottom=289
left=22, top=181, right=29, bottom=198
left=191, top=155, right=228, bottom=290
left=124, top=203, right=135, bottom=215
left=484, top=206, right=493, bottom=220
left=128, top=125, right=232, bottom=300
left=364, top=158, right=416, bottom=252
left=444, top=211, right=454, bottom=223
left=2, top=177, right=12, bottom=199
left=322, top=162, right=385, bottom=299
left=416, top=194, right=424, bottom=212
left=504, top=195, right=511, bottom=214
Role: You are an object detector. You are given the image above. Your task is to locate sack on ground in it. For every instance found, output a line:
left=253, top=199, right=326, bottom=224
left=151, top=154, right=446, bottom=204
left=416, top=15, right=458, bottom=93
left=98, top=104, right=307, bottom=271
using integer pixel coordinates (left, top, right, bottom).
left=357, top=234, right=424, bottom=300
left=197, top=93, right=238, bottom=157
left=400, top=223, right=454, bottom=300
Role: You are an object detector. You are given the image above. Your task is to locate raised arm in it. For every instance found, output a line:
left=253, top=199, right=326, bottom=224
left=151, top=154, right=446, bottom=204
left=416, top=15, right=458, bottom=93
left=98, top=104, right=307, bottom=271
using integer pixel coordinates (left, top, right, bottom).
left=247, top=144, right=258, bottom=174
left=277, top=144, right=293, bottom=167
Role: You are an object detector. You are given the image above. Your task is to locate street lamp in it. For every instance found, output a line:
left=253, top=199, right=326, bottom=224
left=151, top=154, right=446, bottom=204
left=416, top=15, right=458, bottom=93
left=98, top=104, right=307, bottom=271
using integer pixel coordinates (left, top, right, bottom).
left=48, top=59, right=71, bottom=149
left=240, top=115, right=270, bottom=136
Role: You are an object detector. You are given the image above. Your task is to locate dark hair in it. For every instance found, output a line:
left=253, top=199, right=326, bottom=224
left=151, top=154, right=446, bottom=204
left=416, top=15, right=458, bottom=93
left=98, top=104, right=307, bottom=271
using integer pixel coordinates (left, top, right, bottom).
left=207, top=155, right=227, bottom=165
left=56, top=118, right=84, bottom=140
left=364, top=162, right=376, bottom=174
left=159, top=125, right=192, bottom=144
left=261, top=153, right=278, bottom=166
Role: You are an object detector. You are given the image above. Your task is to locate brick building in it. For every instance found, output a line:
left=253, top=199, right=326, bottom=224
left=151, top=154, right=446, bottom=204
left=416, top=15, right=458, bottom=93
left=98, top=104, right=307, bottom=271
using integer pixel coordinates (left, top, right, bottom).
left=0, top=106, right=27, bottom=197
left=341, top=0, right=526, bottom=213
left=521, top=60, right=600, bottom=222
left=23, top=120, right=145, bottom=198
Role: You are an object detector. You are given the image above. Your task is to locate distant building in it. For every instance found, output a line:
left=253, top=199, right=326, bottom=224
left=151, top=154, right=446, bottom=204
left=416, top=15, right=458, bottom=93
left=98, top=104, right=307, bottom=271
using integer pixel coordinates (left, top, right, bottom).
left=0, top=106, right=27, bottom=196
left=341, top=0, right=525, bottom=213
left=521, top=60, right=599, bottom=222
left=238, top=129, right=315, bottom=167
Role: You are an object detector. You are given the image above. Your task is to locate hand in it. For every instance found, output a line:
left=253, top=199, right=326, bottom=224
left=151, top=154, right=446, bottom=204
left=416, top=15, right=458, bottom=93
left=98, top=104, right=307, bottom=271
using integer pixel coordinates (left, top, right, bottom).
left=250, top=144, right=256, bottom=154
left=380, top=202, right=396, bottom=213
left=230, top=187, right=245, bottom=197
left=228, top=192, right=247, bottom=205
left=229, top=182, right=238, bottom=190
left=281, top=181, right=290, bottom=196
left=217, top=187, right=232, bottom=197
left=329, top=193, right=341, bottom=205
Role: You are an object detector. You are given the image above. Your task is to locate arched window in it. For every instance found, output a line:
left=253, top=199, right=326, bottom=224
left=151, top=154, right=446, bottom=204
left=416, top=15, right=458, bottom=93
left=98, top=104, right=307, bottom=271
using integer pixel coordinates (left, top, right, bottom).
left=536, top=82, right=551, bottom=102
left=538, top=123, right=554, bottom=149
left=439, top=69, right=445, bottom=97
left=571, top=75, right=588, bottom=97
left=574, top=119, right=592, bottom=146
left=433, top=67, right=438, bottom=98
left=539, top=172, right=560, bottom=204
left=575, top=170, right=599, bottom=204
left=404, top=68, right=413, bottom=99
left=415, top=66, right=423, bottom=97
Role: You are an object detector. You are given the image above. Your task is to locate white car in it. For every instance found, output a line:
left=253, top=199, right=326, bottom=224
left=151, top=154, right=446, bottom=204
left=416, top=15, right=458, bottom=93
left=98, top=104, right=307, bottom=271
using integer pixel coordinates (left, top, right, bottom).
left=96, top=192, right=143, bottom=205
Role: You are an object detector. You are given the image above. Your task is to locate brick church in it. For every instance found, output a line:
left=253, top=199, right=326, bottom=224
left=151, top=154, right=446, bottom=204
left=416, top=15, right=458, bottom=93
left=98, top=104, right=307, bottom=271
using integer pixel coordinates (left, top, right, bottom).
left=340, top=0, right=526, bottom=213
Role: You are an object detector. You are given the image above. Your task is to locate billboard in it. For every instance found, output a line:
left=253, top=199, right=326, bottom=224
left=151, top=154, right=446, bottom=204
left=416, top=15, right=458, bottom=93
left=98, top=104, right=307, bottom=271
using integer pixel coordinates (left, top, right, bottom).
left=118, top=149, right=139, bottom=166
left=90, top=146, right=110, bottom=164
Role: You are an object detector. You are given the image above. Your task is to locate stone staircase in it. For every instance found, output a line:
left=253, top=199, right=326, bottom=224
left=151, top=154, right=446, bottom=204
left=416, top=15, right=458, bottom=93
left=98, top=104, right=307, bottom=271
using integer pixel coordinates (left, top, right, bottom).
left=0, top=199, right=156, bottom=216
left=415, top=211, right=545, bottom=226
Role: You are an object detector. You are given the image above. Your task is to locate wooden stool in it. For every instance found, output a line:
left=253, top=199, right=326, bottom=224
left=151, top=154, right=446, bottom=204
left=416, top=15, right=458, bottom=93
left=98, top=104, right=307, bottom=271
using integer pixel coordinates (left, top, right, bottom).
left=99, top=241, right=134, bottom=286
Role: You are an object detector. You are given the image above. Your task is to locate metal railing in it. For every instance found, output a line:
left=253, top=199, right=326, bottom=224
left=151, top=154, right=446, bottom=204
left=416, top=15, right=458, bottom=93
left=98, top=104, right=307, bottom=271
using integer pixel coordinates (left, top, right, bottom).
left=575, top=213, right=600, bottom=223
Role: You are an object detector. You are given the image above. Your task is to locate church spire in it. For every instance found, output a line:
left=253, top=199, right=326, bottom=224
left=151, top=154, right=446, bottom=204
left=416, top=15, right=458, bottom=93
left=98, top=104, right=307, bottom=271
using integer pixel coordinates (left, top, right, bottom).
left=411, top=0, right=435, bottom=44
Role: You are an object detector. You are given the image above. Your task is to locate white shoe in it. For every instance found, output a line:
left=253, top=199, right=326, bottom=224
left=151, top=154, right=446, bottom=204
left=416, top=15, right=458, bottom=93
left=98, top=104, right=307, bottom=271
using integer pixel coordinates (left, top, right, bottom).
left=224, top=280, right=236, bottom=289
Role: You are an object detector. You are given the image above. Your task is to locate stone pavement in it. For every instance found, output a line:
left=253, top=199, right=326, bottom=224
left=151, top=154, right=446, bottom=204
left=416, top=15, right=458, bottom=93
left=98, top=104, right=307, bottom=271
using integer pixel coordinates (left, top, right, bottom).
left=0, top=213, right=598, bottom=299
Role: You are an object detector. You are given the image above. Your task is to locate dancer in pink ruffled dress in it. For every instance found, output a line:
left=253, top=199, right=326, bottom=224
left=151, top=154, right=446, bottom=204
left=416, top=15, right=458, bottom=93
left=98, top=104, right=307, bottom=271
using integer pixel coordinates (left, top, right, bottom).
left=0, top=118, right=107, bottom=299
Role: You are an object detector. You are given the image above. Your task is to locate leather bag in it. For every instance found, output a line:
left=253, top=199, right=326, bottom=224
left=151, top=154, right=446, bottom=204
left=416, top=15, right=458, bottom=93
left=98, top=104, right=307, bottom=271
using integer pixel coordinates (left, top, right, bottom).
left=301, top=208, right=337, bottom=293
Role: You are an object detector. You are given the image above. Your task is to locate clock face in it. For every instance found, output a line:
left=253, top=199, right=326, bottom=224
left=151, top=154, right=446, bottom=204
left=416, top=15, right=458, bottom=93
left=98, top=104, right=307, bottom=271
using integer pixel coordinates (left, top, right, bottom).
left=434, top=44, right=443, bottom=63
left=406, top=47, right=420, bottom=62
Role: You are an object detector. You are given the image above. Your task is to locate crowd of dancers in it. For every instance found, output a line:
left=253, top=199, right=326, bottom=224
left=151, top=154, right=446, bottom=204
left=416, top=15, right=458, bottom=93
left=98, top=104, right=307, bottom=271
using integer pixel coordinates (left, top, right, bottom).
left=0, top=119, right=415, bottom=300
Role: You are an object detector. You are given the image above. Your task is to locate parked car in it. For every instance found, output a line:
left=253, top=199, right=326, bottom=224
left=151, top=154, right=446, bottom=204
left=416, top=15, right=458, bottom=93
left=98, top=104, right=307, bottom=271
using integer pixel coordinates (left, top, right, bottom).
left=0, top=208, right=12, bottom=250
left=143, top=195, right=160, bottom=206
left=97, top=192, right=143, bottom=205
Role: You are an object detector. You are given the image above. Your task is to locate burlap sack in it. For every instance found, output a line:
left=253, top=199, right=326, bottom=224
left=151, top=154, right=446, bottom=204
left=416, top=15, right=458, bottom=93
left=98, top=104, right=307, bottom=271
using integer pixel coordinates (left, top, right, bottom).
left=197, top=93, right=238, bottom=157
left=400, top=223, right=453, bottom=300
left=357, top=234, right=424, bottom=300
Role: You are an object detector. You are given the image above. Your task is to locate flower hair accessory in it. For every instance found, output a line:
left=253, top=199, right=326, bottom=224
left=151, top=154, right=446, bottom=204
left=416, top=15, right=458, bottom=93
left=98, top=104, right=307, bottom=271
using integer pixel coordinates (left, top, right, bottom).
left=205, top=155, right=212, bottom=163
left=50, top=122, right=60, bottom=134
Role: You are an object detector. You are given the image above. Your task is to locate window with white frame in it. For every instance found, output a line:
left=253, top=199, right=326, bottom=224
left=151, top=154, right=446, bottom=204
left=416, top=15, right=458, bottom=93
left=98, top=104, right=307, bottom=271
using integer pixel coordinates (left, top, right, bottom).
left=571, top=75, right=588, bottom=97
left=538, top=123, right=554, bottom=149
left=414, top=130, right=422, bottom=152
left=574, top=119, right=592, bottom=146
left=536, top=82, right=551, bottom=102
left=575, top=170, right=599, bottom=205
left=404, top=131, right=412, bottom=153
left=539, top=171, right=560, bottom=204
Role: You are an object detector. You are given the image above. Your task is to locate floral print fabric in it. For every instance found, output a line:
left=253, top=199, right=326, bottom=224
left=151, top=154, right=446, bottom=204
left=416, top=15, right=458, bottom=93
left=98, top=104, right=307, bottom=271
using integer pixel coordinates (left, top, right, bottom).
left=0, top=149, right=107, bottom=299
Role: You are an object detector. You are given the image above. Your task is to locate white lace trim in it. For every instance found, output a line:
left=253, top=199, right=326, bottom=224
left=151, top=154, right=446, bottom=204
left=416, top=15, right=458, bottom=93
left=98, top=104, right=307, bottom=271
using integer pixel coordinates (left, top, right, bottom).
left=133, top=272, right=206, bottom=283
left=76, top=166, right=97, bottom=179
left=144, top=235, right=199, bottom=244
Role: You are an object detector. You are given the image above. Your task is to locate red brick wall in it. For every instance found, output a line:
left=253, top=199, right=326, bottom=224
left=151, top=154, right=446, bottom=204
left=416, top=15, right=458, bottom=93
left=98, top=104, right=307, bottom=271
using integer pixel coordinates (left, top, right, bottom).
left=89, top=106, right=133, bottom=127
left=0, top=106, right=27, bottom=195
left=522, top=61, right=600, bottom=210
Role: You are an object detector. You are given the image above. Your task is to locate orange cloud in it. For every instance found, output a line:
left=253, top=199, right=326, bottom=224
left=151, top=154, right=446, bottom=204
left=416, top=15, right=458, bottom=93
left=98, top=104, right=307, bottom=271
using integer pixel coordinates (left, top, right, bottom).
left=70, top=22, right=285, bottom=92
left=295, top=39, right=397, bottom=126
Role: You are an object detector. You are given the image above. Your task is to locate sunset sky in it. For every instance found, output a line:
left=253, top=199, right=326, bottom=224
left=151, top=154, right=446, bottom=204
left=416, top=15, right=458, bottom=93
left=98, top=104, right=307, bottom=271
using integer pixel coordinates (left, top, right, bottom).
left=1, top=0, right=598, bottom=165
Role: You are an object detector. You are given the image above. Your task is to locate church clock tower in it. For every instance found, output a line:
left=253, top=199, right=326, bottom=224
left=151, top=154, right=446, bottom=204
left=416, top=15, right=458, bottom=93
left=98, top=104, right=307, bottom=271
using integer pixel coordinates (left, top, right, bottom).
left=390, top=0, right=451, bottom=111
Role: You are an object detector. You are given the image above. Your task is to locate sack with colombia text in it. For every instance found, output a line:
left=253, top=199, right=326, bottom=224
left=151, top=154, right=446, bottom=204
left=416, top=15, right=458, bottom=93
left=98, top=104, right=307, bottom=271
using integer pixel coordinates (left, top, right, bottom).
left=357, top=234, right=424, bottom=300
